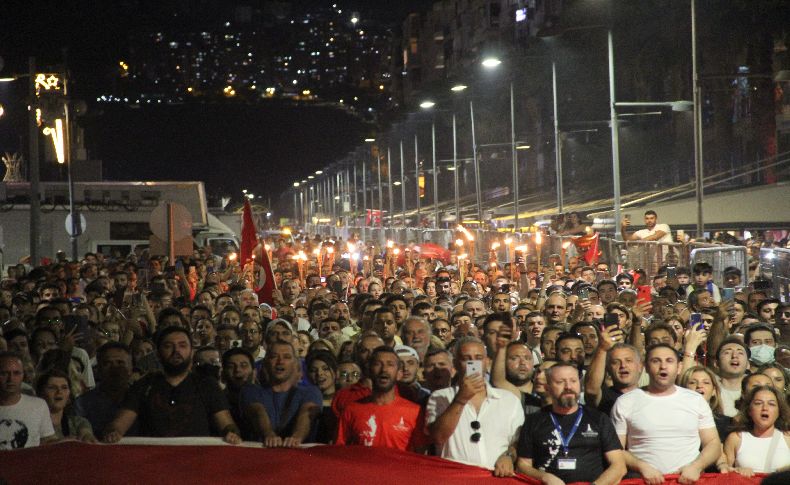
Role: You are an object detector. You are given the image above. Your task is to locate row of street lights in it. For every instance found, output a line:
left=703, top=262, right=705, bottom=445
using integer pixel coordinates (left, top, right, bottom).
left=294, top=3, right=708, bottom=238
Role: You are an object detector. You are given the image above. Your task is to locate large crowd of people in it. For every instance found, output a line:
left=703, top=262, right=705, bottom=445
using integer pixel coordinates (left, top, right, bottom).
left=1, top=210, right=789, bottom=484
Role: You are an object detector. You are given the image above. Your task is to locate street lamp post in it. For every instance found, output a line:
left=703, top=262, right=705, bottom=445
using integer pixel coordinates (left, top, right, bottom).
left=387, top=147, right=394, bottom=226
left=470, top=101, right=483, bottom=224
left=399, top=140, right=406, bottom=226
left=691, top=0, right=704, bottom=238
left=510, top=82, right=519, bottom=230
left=552, top=61, right=564, bottom=214
left=452, top=113, right=460, bottom=223
left=608, top=30, right=623, bottom=241
left=431, top=121, right=438, bottom=228
left=414, top=134, right=420, bottom=223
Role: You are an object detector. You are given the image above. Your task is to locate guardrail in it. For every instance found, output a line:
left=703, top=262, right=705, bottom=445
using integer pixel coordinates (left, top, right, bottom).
left=760, top=247, right=790, bottom=303
left=300, top=223, right=746, bottom=285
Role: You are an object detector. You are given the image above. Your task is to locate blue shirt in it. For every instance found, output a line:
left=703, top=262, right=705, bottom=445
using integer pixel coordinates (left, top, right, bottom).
left=239, top=383, right=322, bottom=440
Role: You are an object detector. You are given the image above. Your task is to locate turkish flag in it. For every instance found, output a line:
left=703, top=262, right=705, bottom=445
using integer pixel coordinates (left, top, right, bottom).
left=240, top=199, right=257, bottom=265
left=572, top=233, right=600, bottom=265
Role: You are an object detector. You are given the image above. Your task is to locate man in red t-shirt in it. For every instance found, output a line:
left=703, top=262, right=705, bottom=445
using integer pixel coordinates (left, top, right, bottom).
left=336, top=346, right=429, bottom=452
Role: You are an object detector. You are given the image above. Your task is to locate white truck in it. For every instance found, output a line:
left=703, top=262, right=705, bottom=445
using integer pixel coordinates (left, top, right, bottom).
left=0, top=181, right=238, bottom=268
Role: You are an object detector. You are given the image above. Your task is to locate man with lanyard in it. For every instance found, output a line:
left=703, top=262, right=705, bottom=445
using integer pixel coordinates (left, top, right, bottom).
left=517, top=362, right=625, bottom=484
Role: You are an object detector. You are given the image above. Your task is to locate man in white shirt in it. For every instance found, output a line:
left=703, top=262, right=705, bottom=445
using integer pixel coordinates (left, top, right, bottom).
left=611, top=344, right=720, bottom=483
left=621, top=210, right=673, bottom=244
left=426, top=337, right=524, bottom=477
left=0, top=352, right=56, bottom=449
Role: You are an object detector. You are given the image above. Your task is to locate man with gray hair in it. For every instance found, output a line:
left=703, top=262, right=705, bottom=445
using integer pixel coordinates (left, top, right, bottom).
left=584, top=326, right=641, bottom=416
left=426, top=337, right=524, bottom=477
left=400, top=316, right=432, bottom=361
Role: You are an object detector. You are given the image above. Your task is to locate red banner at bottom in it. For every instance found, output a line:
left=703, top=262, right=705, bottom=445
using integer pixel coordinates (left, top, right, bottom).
left=0, top=440, right=766, bottom=485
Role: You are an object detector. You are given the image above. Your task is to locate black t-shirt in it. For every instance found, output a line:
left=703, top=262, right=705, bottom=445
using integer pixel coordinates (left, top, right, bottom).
left=596, top=386, right=623, bottom=417
left=517, top=405, right=622, bottom=484
left=122, top=372, right=229, bottom=437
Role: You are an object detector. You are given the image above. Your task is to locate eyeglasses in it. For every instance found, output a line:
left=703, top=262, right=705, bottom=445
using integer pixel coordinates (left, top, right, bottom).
left=43, top=318, right=63, bottom=325
left=339, top=371, right=360, bottom=380
left=470, top=420, right=481, bottom=443
left=238, top=328, right=259, bottom=335
left=433, top=328, right=450, bottom=334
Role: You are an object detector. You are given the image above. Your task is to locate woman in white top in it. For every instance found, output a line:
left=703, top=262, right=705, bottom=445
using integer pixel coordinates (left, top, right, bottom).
left=723, top=385, right=790, bottom=477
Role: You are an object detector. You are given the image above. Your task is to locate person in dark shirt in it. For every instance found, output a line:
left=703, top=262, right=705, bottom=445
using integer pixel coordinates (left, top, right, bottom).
left=221, top=347, right=256, bottom=440
left=103, top=326, right=241, bottom=444
left=517, top=362, right=625, bottom=484
left=75, top=342, right=138, bottom=439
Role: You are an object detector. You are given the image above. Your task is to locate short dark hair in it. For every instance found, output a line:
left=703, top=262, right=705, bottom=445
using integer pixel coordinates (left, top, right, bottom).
left=645, top=342, right=678, bottom=360
left=306, top=350, right=338, bottom=372
left=715, top=336, right=751, bottom=361
left=96, top=341, right=131, bottom=362
left=692, top=262, right=713, bottom=275
left=644, top=210, right=657, bottom=217
left=645, top=322, right=678, bottom=344
left=222, top=347, right=254, bottom=367
left=743, top=324, right=776, bottom=345
left=482, top=312, right=512, bottom=333
left=155, top=326, right=192, bottom=349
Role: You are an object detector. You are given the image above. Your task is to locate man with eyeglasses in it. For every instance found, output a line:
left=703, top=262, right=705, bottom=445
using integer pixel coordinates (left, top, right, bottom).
left=239, top=319, right=265, bottom=363
left=516, top=362, right=625, bottom=484
left=426, top=337, right=524, bottom=477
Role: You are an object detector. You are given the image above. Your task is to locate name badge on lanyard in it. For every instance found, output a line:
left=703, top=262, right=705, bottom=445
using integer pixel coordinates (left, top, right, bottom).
left=550, top=408, right=583, bottom=470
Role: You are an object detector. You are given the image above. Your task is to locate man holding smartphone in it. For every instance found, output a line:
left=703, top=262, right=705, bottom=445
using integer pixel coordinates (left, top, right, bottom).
left=426, top=337, right=524, bottom=477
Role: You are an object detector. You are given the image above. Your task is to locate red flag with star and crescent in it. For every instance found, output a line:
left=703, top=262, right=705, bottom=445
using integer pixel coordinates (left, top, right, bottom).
left=240, top=199, right=275, bottom=305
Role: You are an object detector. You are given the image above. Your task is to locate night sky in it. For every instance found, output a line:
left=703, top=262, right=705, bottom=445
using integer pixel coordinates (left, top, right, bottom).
left=0, top=1, right=430, bottom=213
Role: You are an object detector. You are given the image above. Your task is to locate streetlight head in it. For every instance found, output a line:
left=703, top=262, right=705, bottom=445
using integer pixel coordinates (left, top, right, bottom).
left=315, top=170, right=323, bottom=175
left=393, top=181, right=402, bottom=186
left=419, top=100, right=435, bottom=109
left=450, top=84, right=467, bottom=92
left=670, top=100, right=694, bottom=112
left=242, top=189, right=248, bottom=193
left=481, top=57, right=502, bottom=68
left=293, top=182, right=300, bottom=187
left=364, top=138, right=376, bottom=143
left=516, top=144, right=531, bottom=150
left=308, top=175, right=315, bottom=179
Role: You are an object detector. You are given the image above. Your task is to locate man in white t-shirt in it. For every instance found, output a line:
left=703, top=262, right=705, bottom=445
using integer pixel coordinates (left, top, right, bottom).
left=621, top=210, right=673, bottom=244
left=0, top=352, right=56, bottom=449
left=611, top=344, right=720, bottom=483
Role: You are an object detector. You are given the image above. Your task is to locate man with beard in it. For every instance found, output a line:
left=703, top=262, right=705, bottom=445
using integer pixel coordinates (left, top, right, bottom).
left=330, top=301, right=359, bottom=338
left=394, top=345, right=431, bottom=406
left=492, top=342, right=541, bottom=415
left=336, top=346, right=428, bottom=451
left=75, top=342, right=138, bottom=440
left=611, top=344, right=720, bottom=483
left=103, top=327, right=241, bottom=444
left=516, top=363, right=626, bottom=485
left=241, top=340, right=321, bottom=447
left=373, top=308, right=400, bottom=348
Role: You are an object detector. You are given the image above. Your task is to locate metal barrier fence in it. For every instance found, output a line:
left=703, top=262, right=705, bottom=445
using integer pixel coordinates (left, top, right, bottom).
left=300, top=224, right=746, bottom=285
left=760, top=248, right=790, bottom=303
left=690, top=246, right=750, bottom=288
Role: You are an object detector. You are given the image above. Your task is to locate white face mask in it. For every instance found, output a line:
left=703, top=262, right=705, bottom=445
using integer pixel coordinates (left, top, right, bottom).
left=750, top=344, right=776, bottom=366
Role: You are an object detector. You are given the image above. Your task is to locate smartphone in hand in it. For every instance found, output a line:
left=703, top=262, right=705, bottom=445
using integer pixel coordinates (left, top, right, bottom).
left=465, top=360, right=483, bottom=378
